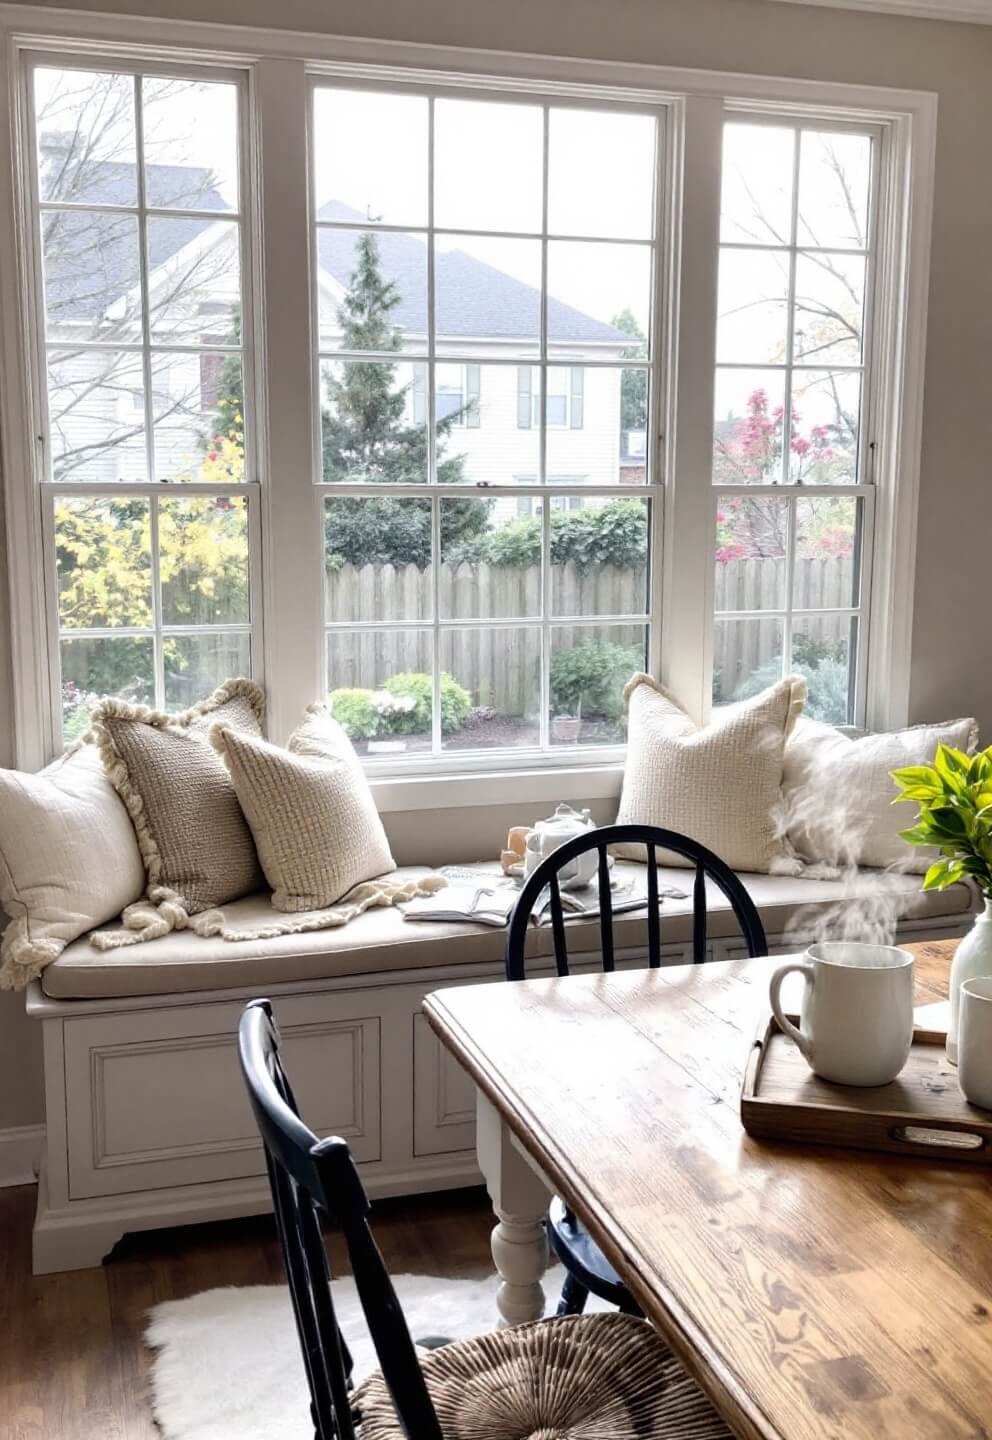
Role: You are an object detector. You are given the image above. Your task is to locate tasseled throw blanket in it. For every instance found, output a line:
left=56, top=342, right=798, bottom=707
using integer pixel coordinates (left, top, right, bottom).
left=90, top=874, right=448, bottom=949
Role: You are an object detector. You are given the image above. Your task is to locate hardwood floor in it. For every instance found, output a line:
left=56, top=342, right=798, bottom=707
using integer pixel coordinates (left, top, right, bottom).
left=0, top=1183, right=494, bottom=1440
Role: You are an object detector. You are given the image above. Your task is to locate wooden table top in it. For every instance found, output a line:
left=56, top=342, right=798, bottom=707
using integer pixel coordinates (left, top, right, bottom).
left=424, top=940, right=992, bottom=1440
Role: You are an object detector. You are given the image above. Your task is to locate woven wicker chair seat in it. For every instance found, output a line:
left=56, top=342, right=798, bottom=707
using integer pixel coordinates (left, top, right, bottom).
left=353, top=1311, right=733, bottom=1439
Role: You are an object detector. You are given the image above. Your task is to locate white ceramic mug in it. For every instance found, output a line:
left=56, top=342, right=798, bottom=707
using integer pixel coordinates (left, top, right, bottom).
left=958, top=976, right=992, bottom=1110
left=769, top=942, right=915, bottom=1087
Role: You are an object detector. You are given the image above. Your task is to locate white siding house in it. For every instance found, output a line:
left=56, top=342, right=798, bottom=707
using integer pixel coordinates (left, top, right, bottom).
left=45, top=172, right=643, bottom=497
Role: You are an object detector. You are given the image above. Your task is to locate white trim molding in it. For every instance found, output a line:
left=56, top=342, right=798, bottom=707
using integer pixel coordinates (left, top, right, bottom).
left=0, top=1123, right=44, bottom=1187
left=765, top=0, right=992, bottom=24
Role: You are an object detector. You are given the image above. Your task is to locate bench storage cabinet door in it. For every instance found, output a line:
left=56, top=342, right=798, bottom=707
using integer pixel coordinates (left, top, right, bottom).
left=63, top=995, right=381, bottom=1200
left=412, top=1013, right=477, bottom=1157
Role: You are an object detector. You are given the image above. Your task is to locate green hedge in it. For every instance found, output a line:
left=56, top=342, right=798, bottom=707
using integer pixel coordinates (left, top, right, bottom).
left=446, top=498, right=647, bottom=573
left=327, top=498, right=649, bottom=574
left=329, top=672, right=471, bottom=740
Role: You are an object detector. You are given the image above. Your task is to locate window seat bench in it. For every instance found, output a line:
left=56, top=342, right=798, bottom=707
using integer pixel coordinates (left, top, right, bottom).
left=26, top=861, right=975, bottom=1274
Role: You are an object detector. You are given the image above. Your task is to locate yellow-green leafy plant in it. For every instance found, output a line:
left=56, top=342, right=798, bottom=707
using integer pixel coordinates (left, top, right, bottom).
left=891, top=745, right=992, bottom=896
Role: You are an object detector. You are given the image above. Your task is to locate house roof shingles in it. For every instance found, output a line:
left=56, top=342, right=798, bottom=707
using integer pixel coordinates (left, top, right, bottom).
left=44, top=162, right=628, bottom=346
left=43, top=158, right=229, bottom=325
left=317, top=200, right=628, bottom=345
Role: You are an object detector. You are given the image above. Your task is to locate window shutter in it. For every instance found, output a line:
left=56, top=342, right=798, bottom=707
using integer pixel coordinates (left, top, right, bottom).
left=516, top=367, right=532, bottom=429
left=412, top=366, right=426, bottom=426
left=466, top=365, right=481, bottom=428
left=569, top=368, right=584, bottom=430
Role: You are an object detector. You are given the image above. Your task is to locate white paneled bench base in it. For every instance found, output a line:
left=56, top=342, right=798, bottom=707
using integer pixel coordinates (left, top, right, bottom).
left=26, top=862, right=975, bottom=1273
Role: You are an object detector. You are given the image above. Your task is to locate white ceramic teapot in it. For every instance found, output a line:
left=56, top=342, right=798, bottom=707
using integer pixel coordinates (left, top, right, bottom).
left=523, top=804, right=597, bottom=890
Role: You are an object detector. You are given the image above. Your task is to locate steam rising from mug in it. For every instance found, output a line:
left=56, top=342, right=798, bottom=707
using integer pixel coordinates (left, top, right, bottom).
left=771, top=747, right=920, bottom=948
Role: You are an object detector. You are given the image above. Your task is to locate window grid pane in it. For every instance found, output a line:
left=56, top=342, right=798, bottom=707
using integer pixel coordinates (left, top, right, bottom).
left=32, top=64, right=254, bottom=740
left=713, top=120, right=875, bottom=725
left=713, top=489, right=866, bottom=724
left=715, top=121, right=873, bottom=489
left=315, top=84, right=661, bottom=759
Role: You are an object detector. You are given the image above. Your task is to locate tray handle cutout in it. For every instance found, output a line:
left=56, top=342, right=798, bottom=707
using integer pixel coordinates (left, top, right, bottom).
left=890, top=1125, right=986, bottom=1152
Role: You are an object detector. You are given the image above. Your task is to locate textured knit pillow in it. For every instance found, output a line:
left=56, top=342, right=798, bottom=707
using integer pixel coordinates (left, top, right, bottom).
left=210, top=705, right=395, bottom=913
left=783, top=714, right=980, bottom=873
left=614, top=673, right=807, bottom=873
left=91, top=679, right=265, bottom=931
left=0, top=745, right=145, bottom=989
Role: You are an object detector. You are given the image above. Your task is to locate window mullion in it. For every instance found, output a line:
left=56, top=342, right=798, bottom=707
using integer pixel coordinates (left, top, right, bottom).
left=256, top=58, right=323, bottom=744
left=661, top=93, right=724, bottom=725
left=132, top=74, right=157, bottom=487
left=539, top=103, right=551, bottom=745
left=780, top=128, right=801, bottom=485
left=149, top=493, right=164, bottom=708
left=783, top=495, right=797, bottom=678
left=539, top=105, right=549, bottom=487
left=426, top=95, right=441, bottom=753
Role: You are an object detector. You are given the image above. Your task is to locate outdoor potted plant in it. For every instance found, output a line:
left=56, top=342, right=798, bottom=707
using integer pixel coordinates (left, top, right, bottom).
left=551, top=708, right=583, bottom=744
left=549, top=647, right=592, bottom=744
left=892, top=743, right=992, bottom=1063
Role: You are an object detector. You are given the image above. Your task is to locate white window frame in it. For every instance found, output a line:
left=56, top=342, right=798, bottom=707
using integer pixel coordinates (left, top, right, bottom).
left=0, top=7, right=936, bottom=816
left=710, top=112, right=883, bottom=726
left=312, top=73, right=666, bottom=775
left=9, top=47, right=263, bottom=744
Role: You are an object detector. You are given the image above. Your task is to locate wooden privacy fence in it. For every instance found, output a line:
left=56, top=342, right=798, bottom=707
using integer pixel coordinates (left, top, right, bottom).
left=325, top=560, right=648, bottom=625
left=326, top=555, right=853, bottom=713
left=713, top=554, right=855, bottom=693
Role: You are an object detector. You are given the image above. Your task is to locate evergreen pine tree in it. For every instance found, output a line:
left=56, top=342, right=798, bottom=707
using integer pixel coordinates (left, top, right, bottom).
left=322, top=230, right=488, bottom=568
left=611, top=307, right=648, bottom=436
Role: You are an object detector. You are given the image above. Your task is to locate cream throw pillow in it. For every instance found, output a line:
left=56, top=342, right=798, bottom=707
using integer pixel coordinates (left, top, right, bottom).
left=0, top=745, right=146, bottom=989
left=210, top=705, right=395, bottom=913
left=91, top=678, right=265, bottom=933
left=783, top=715, right=979, bottom=873
left=615, top=673, right=807, bottom=873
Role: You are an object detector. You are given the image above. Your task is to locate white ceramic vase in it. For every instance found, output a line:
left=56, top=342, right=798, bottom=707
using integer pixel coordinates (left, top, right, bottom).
left=947, top=898, right=992, bottom=1064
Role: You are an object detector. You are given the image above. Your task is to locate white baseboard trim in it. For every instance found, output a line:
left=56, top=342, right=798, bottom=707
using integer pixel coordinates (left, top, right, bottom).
left=0, top=1124, right=44, bottom=1188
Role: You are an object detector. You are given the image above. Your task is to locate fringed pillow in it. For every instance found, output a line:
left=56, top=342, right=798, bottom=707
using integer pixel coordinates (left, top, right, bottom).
left=615, top=673, right=807, bottom=874
left=90, top=679, right=265, bottom=948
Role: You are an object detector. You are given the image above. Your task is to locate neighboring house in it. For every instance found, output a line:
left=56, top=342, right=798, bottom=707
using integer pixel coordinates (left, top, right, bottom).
left=43, top=156, right=644, bottom=503
left=317, top=202, right=637, bottom=512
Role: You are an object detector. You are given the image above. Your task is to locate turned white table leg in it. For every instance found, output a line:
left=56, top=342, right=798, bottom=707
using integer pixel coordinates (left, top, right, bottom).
left=476, top=1093, right=550, bottom=1326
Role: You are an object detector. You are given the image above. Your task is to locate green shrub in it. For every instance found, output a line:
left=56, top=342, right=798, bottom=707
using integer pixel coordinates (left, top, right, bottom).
left=445, top=499, right=648, bottom=572
left=328, top=688, right=376, bottom=739
left=550, top=638, right=643, bottom=719
left=329, top=673, right=472, bottom=739
left=717, top=633, right=851, bottom=724
left=551, top=500, right=647, bottom=572
left=384, top=672, right=471, bottom=735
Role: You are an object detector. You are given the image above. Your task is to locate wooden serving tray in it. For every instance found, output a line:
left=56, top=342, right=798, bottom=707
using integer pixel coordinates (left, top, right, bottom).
left=741, top=1011, right=992, bottom=1165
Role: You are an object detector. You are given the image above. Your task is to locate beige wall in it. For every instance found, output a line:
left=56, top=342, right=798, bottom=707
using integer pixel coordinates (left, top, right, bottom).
left=1, top=0, right=990, bottom=1131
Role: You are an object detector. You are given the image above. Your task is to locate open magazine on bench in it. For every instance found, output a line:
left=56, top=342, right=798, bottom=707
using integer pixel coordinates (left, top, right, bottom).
left=400, top=870, right=688, bottom=928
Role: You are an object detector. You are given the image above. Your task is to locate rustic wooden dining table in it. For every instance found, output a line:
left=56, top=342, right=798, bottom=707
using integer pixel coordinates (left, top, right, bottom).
left=423, top=939, right=992, bottom=1440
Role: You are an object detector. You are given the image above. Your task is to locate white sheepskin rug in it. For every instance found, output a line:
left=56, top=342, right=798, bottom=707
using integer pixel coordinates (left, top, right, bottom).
left=146, top=1266, right=604, bottom=1440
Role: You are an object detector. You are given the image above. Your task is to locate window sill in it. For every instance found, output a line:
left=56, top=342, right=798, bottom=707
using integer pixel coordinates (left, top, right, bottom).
left=369, top=760, right=626, bottom=813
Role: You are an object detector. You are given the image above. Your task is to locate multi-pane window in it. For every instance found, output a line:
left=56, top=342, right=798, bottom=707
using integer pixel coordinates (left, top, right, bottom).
left=313, top=86, right=659, bottom=758
left=712, top=120, right=875, bottom=725
left=29, top=64, right=254, bottom=740
left=7, top=44, right=925, bottom=776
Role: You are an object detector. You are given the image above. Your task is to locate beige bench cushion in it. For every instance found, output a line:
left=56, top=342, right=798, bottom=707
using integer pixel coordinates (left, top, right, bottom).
left=40, top=862, right=974, bottom=1002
